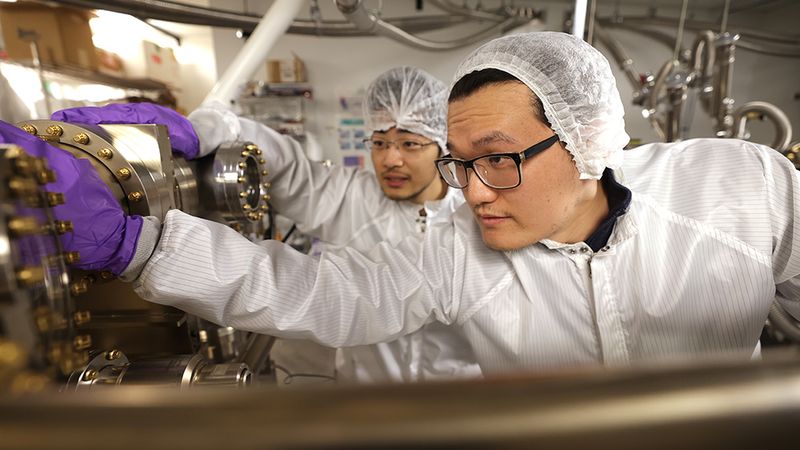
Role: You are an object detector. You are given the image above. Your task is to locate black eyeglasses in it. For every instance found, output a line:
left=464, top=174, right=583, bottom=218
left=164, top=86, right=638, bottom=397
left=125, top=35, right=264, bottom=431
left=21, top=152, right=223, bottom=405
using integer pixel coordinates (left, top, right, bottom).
left=435, top=134, right=559, bottom=190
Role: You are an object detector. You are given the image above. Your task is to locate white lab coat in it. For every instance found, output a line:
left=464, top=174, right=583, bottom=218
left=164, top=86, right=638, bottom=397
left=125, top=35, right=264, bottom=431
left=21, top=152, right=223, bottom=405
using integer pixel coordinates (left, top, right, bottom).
left=132, top=138, right=799, bottom=373
left=235, top=118, right=481, bottom=383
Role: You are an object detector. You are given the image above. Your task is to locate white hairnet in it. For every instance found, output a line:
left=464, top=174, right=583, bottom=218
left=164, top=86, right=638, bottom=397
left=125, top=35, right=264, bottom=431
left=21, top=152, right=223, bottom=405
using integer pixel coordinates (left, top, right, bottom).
left=452, top=32, right=629, bottom=179
left=364, top=66, right=448, bottom=152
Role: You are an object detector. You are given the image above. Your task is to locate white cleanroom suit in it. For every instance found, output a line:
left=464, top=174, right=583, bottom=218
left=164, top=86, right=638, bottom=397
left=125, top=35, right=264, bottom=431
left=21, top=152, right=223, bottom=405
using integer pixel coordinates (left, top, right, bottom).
left=186, top=67, right=481, bottom=383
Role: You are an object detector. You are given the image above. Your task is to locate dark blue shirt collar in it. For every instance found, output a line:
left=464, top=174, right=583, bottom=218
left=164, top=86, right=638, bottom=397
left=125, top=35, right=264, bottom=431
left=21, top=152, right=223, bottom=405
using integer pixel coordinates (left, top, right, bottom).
left=585, top=168, right=632, bottom=252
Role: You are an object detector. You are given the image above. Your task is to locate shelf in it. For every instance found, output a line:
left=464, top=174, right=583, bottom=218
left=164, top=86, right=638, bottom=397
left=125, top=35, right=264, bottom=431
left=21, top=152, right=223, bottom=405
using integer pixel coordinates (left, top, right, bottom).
left=0, top=58, right=169, bottom=92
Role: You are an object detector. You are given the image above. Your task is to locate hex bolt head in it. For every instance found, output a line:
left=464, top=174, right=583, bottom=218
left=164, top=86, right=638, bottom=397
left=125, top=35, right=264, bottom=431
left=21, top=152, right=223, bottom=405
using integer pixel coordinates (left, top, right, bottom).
left=20, top=124, right=37, bottom=135
left=97, top=148, right=113, bottom=160
left=116, top=168, right=132, bottom=180
left=128, top=191, right=143, bottom=202
left=46, top=125, right=63, bottom=137
left=72, top=133, right=90, bottom=145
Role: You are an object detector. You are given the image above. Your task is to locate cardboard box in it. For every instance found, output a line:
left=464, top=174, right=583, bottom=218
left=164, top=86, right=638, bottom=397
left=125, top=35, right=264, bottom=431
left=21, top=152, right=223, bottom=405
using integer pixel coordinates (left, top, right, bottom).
left=0, top=4, right=97, bottom=70
left=56, top=8, right=98, bottom=70
left=266, top=54, right=306, bottom=83
left=143, top=41, right=179, bottom=86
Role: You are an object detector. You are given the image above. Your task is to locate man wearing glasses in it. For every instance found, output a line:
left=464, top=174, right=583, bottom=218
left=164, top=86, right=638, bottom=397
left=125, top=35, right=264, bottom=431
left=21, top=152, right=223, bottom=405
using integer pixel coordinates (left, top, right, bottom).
left=39, top=32, right=800, bottom=373
left=186, top=66, right=480, bottom=383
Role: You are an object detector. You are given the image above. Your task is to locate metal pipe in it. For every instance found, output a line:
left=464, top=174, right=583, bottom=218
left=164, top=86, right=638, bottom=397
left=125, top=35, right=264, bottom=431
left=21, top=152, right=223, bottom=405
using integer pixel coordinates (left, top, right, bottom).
left=572, top=0, right=588, bottom=40
left=593, top=24, right=641, bottom=91
left=5, top=356, right=800, bottom=449
left=599, top=15, right=800, bottom=45
left=711, top=33, right=739, bottom=136
left=335, top=0, right=524, bottom=52
left=48, top=0, right=472, bottom=37
left=428, top=0, right=507, bottom=22
left=205, top=0, right=303, bottom=105
left=672, top=0, right=690, bottom=61
left=732, top=101, right=793, bottom=150
left=720, top=0, right=731, bottom=33
left=599, top=18, right=800, bottom=58
left=586, top=0, right=598, bottom=45
left=646, top=60, right=678, bottom=141
left=690, top=30, right=716, bottom=113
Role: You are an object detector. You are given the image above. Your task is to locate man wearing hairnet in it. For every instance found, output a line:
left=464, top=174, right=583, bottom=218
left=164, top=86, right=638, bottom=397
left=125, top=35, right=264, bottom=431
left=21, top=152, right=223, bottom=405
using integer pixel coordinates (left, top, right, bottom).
left=187, top=66, right=480, bottom=383
left=32, top=32, right=800, bottom=373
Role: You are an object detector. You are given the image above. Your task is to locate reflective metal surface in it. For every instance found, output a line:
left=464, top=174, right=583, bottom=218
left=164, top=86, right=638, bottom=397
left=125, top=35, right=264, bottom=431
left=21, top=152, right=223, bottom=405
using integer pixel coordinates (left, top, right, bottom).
left=1, top=355, right=800, bottom=449
left=0, top=144, right=82, bottom=381
left=8, top=121, right=275, bottom=390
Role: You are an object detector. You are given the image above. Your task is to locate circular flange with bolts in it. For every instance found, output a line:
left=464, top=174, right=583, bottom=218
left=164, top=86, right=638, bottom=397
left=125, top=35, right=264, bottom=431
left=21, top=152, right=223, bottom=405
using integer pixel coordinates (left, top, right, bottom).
left=16, top=120, right=171, bottom=219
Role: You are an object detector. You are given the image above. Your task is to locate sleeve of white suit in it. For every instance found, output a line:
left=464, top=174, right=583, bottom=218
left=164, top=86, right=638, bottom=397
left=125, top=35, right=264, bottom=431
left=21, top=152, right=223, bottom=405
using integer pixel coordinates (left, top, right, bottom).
left=131, top=209, right=457, bottom=347
left=188, top=104, right=388, bottom=244
left=761, top=143, right=800, bottom=316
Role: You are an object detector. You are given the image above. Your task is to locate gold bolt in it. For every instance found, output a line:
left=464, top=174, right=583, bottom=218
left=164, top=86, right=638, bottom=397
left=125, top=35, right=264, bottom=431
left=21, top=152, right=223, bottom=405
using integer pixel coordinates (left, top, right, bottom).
left=258, top=158, right=265, bottom=164
left=70, top=283, right=88, bottom=296
left=97, top=148, right=113, bottom=160
left=54, top=220, right=74, bottom=234
left=237, top=176, right=246, bottom=183
left=247, top=212, right=259, bottom=221
left=82, top=369, right=98, bottom=382
left=20, top=124, right=37, bottom=135
left=36, top=169, right=56, bottom=184
left=16, top=267, right=44, bottom=286
left=0, top=340, right=24, bottom=368
left=9, top=177, right=39, bottom=195
left=240, top=151, right=250, bottom=158
left=238, top=191, right=247, bottom=198
left=73, top=310, right=91, bottom=326
left=46, top=125, right=63, bottom=137
left=47, top=192, right=65, bottom=206
left=238, top=161, right=247, bottom=169
left=245, top=143, right=258, bottom=152
left=255, top=148, right=262, bottom=156
left=260, top=204, right=269, bottom=212
left=99, top=271, right=114, bottom=280
left=73, top=335, right=92, bottom=351
left=64, top=251, right=81, bottom=264
left=256, top=212, right=264, bottom=220
left=13, top=157, right=33, bottom=175
left=116, top=167, right=132, bottom=180
left=242, top=204, right=252, bottom=211
left=261, top=194, right=271, bottom=202
left=106, top=349, right=122, bottom=360
left=8, top=217, right=40, bottom=236
left=263, top=182, right=271, bottom=189
left=72, top=133, right=90, bottom=145
left=128, top=191, right=143, bottom=202
left=261, top=170, right=269, bottom=177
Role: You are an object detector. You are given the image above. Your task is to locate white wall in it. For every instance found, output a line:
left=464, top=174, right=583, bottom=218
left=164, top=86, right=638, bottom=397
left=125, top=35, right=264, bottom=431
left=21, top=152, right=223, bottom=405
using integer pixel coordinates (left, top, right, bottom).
left=205, top=0, right=799, bottom=161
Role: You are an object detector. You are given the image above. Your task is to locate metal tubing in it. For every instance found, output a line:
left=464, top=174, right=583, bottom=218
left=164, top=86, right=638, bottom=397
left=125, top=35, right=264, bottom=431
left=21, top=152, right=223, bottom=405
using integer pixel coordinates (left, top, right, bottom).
left=205, top=0, right=303, bottom=105
left=732, top=101, right=793, bottom=150
left=335, top=0, right=524, bottom=51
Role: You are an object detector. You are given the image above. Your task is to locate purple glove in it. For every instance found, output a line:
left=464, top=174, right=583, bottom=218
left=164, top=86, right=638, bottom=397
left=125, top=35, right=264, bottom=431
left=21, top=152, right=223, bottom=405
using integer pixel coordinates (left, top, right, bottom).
left=51, top=103, right=200, bottom=160
left=0, top=120, right=143, bottom=275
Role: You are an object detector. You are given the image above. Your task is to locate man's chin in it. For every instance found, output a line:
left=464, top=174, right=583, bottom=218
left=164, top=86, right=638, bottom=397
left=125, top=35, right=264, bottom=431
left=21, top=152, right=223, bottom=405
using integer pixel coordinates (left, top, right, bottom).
left=381, top=187, right=414, bottom=201
left=480, top=229, right=532, bottom=251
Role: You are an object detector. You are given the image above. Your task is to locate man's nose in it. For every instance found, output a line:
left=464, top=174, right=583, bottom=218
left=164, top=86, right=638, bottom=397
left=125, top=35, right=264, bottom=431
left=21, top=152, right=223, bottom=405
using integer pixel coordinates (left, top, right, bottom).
left=382, top=145, right=404, bottom=167
left=464, top=171, right=498, bottom=204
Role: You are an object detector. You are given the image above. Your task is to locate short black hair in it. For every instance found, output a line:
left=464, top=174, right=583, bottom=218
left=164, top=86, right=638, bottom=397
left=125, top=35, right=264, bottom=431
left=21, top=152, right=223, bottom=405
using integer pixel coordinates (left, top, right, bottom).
left=449, top=69, right=549, bottom=126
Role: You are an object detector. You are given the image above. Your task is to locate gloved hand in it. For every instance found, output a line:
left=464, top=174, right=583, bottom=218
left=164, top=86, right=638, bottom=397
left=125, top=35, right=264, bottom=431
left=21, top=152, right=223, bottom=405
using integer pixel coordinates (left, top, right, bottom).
left=187, top=100, right=242, bottom=158
left=0, top=120, right=143, bottom=275
left=51, top=103, right=201, bottom=160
